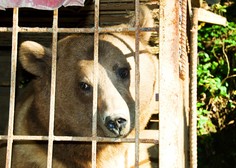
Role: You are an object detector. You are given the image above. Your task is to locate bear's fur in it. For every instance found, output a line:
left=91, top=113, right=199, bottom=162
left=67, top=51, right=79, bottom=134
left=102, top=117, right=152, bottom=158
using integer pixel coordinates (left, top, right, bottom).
left=0, top=5, right=158, bottom=168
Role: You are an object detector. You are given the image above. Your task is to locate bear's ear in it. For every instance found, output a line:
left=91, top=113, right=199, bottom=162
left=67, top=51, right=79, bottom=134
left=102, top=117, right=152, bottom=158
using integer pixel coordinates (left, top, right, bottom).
left=19, top=41, right=52, bottom=77
left=128, top=5, right=154, bottom=44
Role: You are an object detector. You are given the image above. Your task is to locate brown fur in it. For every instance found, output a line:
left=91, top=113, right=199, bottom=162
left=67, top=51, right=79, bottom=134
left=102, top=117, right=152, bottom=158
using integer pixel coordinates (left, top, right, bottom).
left=0, top=6, right=158, bottom=168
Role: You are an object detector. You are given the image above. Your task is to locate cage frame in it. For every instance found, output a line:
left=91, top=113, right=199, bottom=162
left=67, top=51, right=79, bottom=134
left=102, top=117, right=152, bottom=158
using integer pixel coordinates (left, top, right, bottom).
left=0, top=0, right=201, bottom=167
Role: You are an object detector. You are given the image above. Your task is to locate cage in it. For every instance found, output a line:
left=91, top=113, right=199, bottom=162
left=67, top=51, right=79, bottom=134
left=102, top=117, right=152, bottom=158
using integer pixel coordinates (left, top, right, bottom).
left=0, top=0, right=206, bottom=167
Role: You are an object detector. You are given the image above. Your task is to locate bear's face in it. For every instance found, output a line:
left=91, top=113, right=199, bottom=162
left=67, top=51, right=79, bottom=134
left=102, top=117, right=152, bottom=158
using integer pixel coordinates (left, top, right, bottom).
left=18, top=6, right=157, bottom=138
left=19, top=33, right=156, bottom=138
left=47, top=35, right=134, bottom=138
left=62, top=36, right=135, bottom=138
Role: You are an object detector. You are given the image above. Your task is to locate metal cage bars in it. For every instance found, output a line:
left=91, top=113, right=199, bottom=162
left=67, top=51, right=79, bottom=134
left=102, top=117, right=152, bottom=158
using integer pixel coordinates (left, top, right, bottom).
left=0, top=1, right=159, bottom=168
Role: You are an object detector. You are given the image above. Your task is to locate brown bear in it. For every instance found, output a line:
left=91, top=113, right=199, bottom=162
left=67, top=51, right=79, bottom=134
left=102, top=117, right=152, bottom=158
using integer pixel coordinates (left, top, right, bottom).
left=0, top=5, right=158, bottom=168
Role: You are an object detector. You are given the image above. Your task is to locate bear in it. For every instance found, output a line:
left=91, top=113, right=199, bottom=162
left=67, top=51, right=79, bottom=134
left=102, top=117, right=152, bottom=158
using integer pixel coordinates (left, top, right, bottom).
left=0, top=5, right=158, bottom=168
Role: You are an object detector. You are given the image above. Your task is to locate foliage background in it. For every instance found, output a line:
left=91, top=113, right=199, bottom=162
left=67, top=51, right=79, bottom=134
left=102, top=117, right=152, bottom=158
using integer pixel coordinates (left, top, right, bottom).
left=197, top=1, right=236, bottom=167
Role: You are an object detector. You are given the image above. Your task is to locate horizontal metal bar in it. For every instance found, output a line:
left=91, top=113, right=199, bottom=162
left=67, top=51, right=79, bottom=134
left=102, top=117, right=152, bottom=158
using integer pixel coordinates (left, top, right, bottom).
left=0, top=27, right=158, bottom=33
left=0, top=131, right=159, bottom=144
left=0, top=27, right=13, bottom=32
left=0, top=135, right=49, bottom=141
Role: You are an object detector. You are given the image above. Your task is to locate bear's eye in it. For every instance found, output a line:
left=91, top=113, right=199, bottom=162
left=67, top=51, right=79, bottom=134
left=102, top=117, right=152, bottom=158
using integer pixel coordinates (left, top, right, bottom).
left=79, top=82, right=92, bottom=92
left=117, top=68, right=130, bottom=79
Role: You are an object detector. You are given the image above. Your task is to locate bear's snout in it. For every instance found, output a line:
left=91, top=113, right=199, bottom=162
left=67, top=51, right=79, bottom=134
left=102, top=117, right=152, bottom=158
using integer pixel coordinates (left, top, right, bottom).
left=105, top=116, right=128, bottom=137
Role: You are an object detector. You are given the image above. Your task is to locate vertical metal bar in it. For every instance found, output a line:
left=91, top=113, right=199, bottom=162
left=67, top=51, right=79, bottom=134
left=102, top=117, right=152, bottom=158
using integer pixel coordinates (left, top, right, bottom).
left=134, top=1, right=140, bottom=167
left=5, top=7, right=19, bottom=168
left=189, top=8, right=198, bottom=168
left=179, top=0, right=188, bottom=80
left=159, top=0, right=183, bottom=167
left=47, top=9, right=58, bottom=168
left=92, top=0, right=99, bottom=167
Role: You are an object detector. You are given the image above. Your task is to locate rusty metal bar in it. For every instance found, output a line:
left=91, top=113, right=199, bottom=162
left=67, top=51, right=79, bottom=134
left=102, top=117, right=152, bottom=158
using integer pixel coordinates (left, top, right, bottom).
left=159, top=0, right=184, bottom=167
left=134, top=1, right=140, bottom=167
left=92, top=0, right=100, bottom=167
left=5, top=7, right=19, bottom=168
left=0, top=27, right=157, bottom=33
left=0, top=136, right=48, bottom=141
left=189, top=8, right=198, bottom=168
left=0, top=133, right=159, bottom=143
left=179, top=0, right=188, bottom=80
left=0, top=28, right=13, bottom=32
left=46, top=9, right=58, bottom=168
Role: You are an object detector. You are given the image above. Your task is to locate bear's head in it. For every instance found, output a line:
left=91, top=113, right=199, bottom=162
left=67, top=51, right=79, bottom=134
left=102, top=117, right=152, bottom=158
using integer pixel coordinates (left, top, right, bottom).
left=19, top=6, right=157, bottom=138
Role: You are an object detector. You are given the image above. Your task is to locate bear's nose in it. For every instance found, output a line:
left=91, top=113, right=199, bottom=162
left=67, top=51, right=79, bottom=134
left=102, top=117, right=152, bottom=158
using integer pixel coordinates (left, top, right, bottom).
left=105, top=116, right=127, bottom=136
